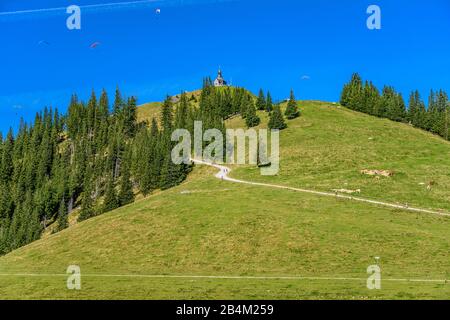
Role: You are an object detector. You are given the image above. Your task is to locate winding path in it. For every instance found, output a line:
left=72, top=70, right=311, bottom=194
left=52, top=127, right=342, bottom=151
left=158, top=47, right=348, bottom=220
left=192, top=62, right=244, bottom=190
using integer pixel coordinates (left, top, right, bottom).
left=191, top=159, right=450, bottom=217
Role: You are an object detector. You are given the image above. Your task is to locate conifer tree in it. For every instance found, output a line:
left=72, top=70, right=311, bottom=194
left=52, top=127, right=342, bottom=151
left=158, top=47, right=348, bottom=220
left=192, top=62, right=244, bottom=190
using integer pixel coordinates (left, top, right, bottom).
left=415, top=91, right=427, bottom=129
left=113, top=86, right=123, bottom=116
left=118, top=156, right=134, bottom=206
left=284, top=89, right=300, bottom=119
left=0, top=183, right=13, bottom=220
left=175, top=92, right=189, bottom=129
left=98, top=89, right=110, bottom=148
left=0, top=129, right=14, bottom=185
left=103, top=174, right=118, bottom=212
left=340, top=83, right=351, bottom=106
left=161, top=96, right=174, bottom=133
left=268, top=105, right=287, bottom=130
left=239, top=93, right=252, bottom=117
left=149, top=118, right=162, bottom=189
left=123, top=96, right=137, bottom=138
left=78, top=170, right=94, bottom=222
left=348, top=73, right=364, bottom=111
left=87, top=90, right=98, bottom=140
left=435, top=90, right=448, bottom=138
left=99, top=89, right=109, bottom=119
left=134, top=128, right=154, bottom=196
left=386, top=91, right=406, bottom=122
left=266, top=91, right=273, bottom=112
left=256, top=89, right=266, bottom=111
left=245, top=101, right=261, bottom=128
left=159, top=156, right=178, bottom=190
left=362, top=81, right=379, bottom=115
left=408, top=91, right=418, bottom=124
left=231, top=88, right=242, bottom=114
left=56, top=198, right=68, bottom=232
left=221, top=88, right=233, bottom=118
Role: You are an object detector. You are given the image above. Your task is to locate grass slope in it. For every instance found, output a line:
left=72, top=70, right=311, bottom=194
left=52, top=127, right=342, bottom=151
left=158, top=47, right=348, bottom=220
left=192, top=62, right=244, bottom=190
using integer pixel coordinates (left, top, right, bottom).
left=230, top=101, right=450, bottom=212
left=1, top=101, right=449, bottom=300
left=137, top=102, right=162, bottom=123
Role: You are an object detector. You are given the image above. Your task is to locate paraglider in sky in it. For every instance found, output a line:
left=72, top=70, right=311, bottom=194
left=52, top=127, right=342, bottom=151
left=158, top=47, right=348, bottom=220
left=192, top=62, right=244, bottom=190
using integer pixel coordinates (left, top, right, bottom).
left=38, top=40, right=50, bottom=46
left=89, top=42, right=101, bottom=49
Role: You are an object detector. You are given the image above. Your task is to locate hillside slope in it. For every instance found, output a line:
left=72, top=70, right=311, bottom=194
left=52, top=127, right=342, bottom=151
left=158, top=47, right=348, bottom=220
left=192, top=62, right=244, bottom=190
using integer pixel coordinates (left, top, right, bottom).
left=1, top=101, right=449, bottom=299
left=229, top=101, right=450, bottom=212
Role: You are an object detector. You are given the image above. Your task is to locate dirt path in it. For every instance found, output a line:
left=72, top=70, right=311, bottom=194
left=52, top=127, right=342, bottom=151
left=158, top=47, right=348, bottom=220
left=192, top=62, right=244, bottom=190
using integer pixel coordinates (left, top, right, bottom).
left=191, top=159, right=450, bottom=217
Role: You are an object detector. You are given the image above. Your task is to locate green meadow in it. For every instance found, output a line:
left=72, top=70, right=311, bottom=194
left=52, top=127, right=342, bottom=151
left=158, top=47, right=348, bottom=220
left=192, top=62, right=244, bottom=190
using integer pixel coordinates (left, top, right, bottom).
left=1, top=101, right=449, bottom=299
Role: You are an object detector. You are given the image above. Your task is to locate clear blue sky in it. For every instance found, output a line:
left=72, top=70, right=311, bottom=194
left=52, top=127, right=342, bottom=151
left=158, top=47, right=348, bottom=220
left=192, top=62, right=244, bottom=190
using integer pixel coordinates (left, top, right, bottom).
left=1, top=0, right=450, bottom=134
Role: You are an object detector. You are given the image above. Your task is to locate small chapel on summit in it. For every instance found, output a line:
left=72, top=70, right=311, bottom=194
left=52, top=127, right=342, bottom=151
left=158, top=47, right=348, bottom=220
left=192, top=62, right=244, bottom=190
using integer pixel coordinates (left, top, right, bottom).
left=213, top=68, right=228, bottom=87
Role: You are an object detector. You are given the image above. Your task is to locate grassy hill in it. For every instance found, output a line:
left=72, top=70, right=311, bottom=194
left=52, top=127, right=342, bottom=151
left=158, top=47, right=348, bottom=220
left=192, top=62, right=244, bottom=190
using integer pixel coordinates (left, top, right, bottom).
left=137, top=101, right=162, bottom=123
left=1, top=101, right=449, bottom=299
left=230, top=101, right=450, bottom=212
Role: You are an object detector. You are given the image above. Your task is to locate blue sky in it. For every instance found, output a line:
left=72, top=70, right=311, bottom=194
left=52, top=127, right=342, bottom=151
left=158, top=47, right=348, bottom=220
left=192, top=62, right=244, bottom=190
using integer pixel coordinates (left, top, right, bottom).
left=1, top=0, right=450, bottom=134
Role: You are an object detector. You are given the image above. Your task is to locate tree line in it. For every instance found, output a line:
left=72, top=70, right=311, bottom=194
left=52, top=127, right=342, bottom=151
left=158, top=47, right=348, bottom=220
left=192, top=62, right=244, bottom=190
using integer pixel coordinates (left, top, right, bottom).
left=0, top=87, right=190, bottom=255
left=0, top=79, right=299, bottom=255
left=340, top=73, right=450, bottom=140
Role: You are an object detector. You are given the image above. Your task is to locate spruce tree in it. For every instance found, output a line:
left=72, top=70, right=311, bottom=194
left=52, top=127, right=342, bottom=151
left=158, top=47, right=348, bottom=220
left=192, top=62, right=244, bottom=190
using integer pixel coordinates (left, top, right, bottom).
left=245, top=102, right=261, bottom=128
left=98, top=89, right=110, bottom=148
left=284, top=89, right=300, bottom=119
left=86, top=90, right=98, bottom=140
left=149, top=119, right=162, bottom=189
left=256, top=89, right=266, bottom=111
left=159, top=155, right=178, bottom=190
left=268, top=105, right=287, bottom=130
left=56, top=198, right=68, bottom=232
left=266, top=91, right=273, bottom=112
left=415, top=91, right=427, bottom=130
left=239, top=92, right=253, bottom=117
left=389, top=92, right=406, bottom=122
left=123, top=96, right=137, bottom=138
left=118, top=158, right=134, bottom=206
left=231, top=88, right=242, bottom=114
left=103, top=174, right=118, bottom=212
left=408, top=91, right=417, bottom=124
left=113, top=86, right=123, bottom=116
left=161, top=96, right=174, bottom=133
left=0, top=129, right=14, bottom=185
left=78, top=193, right=93, bottom=221
left=175, top=92, right=189, bottom=129
left=78, top=170, right=94, bottom=222
left=347, top=73, right=364, bottom=111
left=340, top=83, right=351, bottom=106
left=0, top=183, right=13, bottom=220
left=99, top=89, right=109, bottom=119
